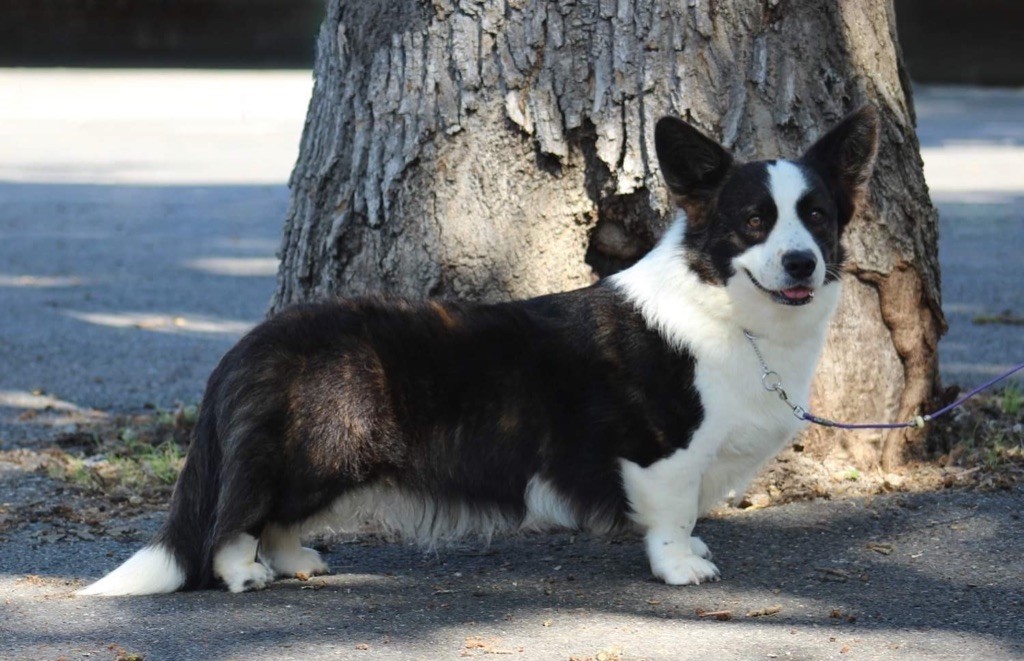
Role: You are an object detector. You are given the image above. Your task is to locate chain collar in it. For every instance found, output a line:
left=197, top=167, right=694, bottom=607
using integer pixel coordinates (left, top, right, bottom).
left=742, top=330, right=808, bottom=421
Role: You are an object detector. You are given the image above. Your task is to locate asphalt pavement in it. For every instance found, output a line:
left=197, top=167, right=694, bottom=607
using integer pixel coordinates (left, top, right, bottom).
left=1, top=471, right=1021, bottom=660
left=0, top=71, right=1021, bottom=660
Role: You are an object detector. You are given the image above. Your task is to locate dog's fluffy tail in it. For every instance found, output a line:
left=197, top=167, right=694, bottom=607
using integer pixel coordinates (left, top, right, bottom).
left=78, top=402, right=221, bottom=596
left=76, top=544, right=185, bottom=596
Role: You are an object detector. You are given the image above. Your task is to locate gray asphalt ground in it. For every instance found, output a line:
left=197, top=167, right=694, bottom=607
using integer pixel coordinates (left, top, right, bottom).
left=2, top=482, right=1021, bottom=660
left=0, top=72, right=1022, bottom=660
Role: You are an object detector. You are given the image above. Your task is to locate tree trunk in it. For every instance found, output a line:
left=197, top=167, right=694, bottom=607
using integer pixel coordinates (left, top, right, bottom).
left=274, top=0, right=945, bottom=473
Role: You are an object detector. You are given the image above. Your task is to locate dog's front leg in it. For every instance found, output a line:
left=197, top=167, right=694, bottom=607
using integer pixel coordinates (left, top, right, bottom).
left=621, top=449, right=720, bottom=585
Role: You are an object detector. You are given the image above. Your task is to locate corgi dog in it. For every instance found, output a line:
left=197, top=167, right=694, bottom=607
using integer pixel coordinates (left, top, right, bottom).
left=79, top=106, right=878, bottom=595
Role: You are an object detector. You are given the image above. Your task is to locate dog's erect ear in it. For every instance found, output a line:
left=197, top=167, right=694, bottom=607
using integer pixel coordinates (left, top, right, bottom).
left=654, top=116, right=733, bottom=222
left=801, top=105, right=880, bottom=211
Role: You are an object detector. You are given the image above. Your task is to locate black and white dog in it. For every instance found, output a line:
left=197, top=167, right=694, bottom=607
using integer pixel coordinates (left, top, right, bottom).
left=80, top=106, right=878, bottom=595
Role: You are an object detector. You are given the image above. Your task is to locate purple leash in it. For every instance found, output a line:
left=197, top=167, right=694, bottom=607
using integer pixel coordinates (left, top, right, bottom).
left=743, top=330, right=1024, bottom=431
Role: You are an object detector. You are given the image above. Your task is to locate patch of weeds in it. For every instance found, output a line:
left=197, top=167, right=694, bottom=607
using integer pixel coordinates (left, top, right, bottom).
left=981, top=433, right=1013, bottom=470
left=843, top=468, right=861, bottom=482
left=38, top=404, right=197, bottom=500
left=931, top=388, right=1024, bottom=489
left=47, top=456, right=94, bottom=488
left=1000, top=383, right=1023, bottom=417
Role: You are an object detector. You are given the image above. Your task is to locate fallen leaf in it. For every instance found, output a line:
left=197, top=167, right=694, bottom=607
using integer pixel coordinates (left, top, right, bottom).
left=696, top=608, right=732, bottom=621
left=814, top=567, right=849, bottom=582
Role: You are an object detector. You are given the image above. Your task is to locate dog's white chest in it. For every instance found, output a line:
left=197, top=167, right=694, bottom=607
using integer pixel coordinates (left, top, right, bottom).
left=694, top=334, right=814, bottom=457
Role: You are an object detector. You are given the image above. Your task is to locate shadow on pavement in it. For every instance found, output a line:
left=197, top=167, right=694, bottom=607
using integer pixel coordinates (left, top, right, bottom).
left=2, top=490, right=1021, bottom=657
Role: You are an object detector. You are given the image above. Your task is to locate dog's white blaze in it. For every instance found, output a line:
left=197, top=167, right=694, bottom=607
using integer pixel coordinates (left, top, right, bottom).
left=767, top=160, right=810, bottom=223
left=766, top=161, right=825, bottom=278
left=77, top=544, right=185, bottom=596
left=732, top=161, right=825, bottom=292
left=213, top=533, right=274, bottom=593
left=522, top=475, right=578, bottom=530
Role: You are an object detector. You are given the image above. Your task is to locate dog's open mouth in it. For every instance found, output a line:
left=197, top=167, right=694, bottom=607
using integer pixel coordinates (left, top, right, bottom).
left=745, top=270, right=815, bottom=306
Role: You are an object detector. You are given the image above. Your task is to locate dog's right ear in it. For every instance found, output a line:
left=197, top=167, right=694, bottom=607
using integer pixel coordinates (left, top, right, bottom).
left=654, top=116, right=734, bottom=223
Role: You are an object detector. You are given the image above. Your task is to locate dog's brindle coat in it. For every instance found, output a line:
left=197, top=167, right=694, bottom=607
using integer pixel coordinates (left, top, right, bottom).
left=80, top=106, right=879, bottom=595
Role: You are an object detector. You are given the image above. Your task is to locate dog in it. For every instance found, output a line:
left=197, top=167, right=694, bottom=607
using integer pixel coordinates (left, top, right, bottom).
left=79, top=105, right=879, bottom=595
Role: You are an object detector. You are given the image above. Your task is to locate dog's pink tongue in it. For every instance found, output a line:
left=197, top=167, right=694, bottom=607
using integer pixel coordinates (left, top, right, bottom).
left=781, top=286, right=813, bottom=301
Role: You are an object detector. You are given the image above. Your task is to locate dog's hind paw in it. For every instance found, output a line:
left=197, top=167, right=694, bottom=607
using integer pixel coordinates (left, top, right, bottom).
left=214, top=533, right=276, bottom=593
left=224, top=561, right=275, bottom=593
left=270, top=547, right=330, bottom=579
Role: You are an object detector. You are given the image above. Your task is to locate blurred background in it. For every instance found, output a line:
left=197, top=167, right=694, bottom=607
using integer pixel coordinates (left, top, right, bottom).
left=0, top=0, right=1019, bottom=85
left=0, top=0, right=324, bottom=69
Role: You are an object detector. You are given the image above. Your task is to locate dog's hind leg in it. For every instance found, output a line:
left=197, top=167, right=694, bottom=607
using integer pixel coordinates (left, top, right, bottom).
left=260, top=524, right=329, bottom=578
left=210, top=492, right=275, bottom=593
left=208, top=421, right=280, bottom=593
left=213, top=532, right=274, bottom=593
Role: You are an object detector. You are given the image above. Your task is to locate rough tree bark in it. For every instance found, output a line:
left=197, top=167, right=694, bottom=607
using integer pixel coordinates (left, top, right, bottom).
left=274, top=0, right=945, bottom=473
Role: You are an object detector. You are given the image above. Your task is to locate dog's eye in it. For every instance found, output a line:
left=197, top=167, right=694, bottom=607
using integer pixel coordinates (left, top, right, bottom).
left=746, top=216, right=764, bottom=231
left=808, top=209, right=825, bottom=223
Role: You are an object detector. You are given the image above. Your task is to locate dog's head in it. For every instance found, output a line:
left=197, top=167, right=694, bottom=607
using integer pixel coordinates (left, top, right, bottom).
left=654, top=107, right=879, bottom=316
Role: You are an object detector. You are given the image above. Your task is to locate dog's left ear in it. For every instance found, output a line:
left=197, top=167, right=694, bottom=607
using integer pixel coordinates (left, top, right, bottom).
left=800, top=105, right=880, bottom=216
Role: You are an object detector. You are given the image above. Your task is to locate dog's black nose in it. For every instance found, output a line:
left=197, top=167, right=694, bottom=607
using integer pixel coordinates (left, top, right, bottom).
left=782, top=250, right=817, bottom=280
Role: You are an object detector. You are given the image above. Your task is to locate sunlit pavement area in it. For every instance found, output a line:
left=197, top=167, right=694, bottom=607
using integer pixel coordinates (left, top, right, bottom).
left=0, top=70, right=311, bottom=446
left=0, top=71, right=1021, bottom=448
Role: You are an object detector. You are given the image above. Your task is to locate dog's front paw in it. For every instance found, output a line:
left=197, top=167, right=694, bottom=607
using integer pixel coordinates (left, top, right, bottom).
left=689, top=535, right=712, bottom=559
left=649, top=543, right=720, bottom=585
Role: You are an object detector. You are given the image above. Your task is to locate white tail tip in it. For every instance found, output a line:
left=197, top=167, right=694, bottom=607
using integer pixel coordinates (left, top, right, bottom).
left=77, top=544, right=186, bottom=596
